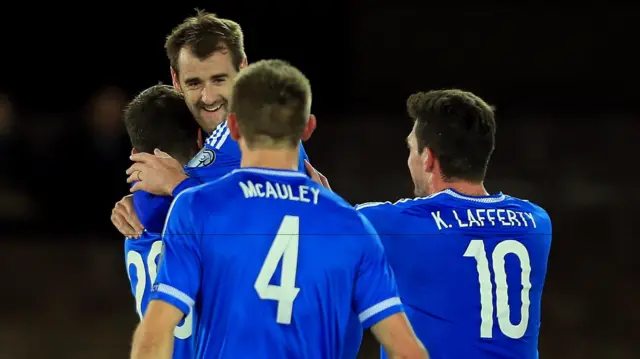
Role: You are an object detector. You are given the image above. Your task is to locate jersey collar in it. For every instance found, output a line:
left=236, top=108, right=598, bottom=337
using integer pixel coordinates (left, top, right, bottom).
left=440, top=188, right=506, bottom=203
left=232, top=167, right=307, bottom=178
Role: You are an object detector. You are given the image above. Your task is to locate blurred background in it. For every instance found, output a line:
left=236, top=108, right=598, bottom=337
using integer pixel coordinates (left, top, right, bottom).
left=0, top=3, right=638, bottom=359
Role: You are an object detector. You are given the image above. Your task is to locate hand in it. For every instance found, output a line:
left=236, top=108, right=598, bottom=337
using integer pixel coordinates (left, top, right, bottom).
left=126, top=149, right=188, bottom=195
left=304, top=160, right=331, bottom=190
left=111, top=194, right=144, bottom=238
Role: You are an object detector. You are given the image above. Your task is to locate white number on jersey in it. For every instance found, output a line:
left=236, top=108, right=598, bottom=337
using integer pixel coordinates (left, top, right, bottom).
left=254, top=215, right=301, bottom=325
left=463, top=239, right=532, bottom=339
left=126, top=241, right=193, bottom=339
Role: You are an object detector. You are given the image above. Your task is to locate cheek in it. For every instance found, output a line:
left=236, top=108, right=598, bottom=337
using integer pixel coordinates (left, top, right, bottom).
left=408, top=153, right=419, bottom=173
left=408, top=152, right=419, bottom=166
left=219, top=84, right=232, bottom=99
left=184, top=92, right=200, bottom=106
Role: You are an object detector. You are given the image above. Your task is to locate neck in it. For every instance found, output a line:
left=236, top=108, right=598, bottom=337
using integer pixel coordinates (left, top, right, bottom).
left=240, top=147, right=299, bottom=171
left=430, top=177, right=489, bottom=197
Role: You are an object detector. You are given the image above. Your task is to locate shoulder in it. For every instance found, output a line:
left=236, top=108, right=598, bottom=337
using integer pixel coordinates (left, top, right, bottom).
left=164, top=181, right=227, bottom=232
left=324, top=192, right=382, bottom=237
left=504, top=195, right=552, bottom=227
left=186, top=121, right=239, bottom=170
left=168, top=179, right=223, bottom=218
left=314, top=192, right=382, bottom=252
left=355, top=193, right=442, bottom=215
left=205, top=121, right=236, bottom=152
left=355, top=194, right=453, bottom=234
left=178, top=171, right=240, bottom=200
left=124, top=231, right=159, bottom=251
left=354, top=201, right=396, bottom=224
left=312, top=185, right=369, bottom=222
left=512, top=196, right=549, bottom=217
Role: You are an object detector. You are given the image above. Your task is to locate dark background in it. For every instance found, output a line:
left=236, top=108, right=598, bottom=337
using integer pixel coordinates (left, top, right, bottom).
left=0, top=3, right=638, bottom=358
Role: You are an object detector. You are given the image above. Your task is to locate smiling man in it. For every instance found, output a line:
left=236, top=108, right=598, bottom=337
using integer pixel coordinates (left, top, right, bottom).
left=117, top=11, right=314, bottom=359
left=165, top=11, right=247, bottom=135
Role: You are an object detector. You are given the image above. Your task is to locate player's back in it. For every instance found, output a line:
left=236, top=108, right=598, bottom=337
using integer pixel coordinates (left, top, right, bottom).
left=357, top=189, right=552, bottom=359
left=185, top=168, right=399, bottom=359
left=124, top=232, right=195, bottom=359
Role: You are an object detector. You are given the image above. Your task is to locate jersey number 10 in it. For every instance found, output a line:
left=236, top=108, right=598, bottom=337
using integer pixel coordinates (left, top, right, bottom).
left=254, top=215, right=301, bottom=325
left=464, top=239, right=532, bottom=340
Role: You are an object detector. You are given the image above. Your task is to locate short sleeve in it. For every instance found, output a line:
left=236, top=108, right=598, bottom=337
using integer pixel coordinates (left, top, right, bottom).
left=133, top=190, right=173, bottom=234
left=352, top=214, right=404, bottom=329
left=148, top=190, right=202, bottom=316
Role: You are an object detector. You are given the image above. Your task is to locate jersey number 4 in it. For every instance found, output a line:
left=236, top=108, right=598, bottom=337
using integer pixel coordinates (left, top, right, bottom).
left=254, top=215, right=301, bottom=325
left=126, top=241, right=193, bottom=339
left=464, top=239, right=532, bottom=339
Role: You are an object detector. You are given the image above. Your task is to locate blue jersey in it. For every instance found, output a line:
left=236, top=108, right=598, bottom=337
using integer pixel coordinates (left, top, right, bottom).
left=356, top=189, right=552, bottom=359
left=124, top=232, right=195, bottom=359
left=124, top=123, right=313, bottom=359
left=133, top=120, right=310, bottom=233
left=150, top=168, right=403, bottom=359
left=187, top=119, right=309, bottom=182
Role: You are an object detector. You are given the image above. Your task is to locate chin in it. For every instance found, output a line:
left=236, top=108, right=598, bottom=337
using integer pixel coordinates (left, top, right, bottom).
left=198, top=117, right=224, bottom=134
left=204, top=111, right=226, bottom=127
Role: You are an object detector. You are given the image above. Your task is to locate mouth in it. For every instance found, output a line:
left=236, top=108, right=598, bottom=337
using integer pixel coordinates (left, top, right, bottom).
left=202, top=103, right=224, bottom=113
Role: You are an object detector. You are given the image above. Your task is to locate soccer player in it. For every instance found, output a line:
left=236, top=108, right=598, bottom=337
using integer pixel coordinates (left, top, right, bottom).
left=129, top=60, right=428, bottom=359
left=113, top=11, right=364, bottom=358
left=122, top=84, right=201, bottom=359
left=307, top=89, right=552, bottom=359
left=111, top=10, right=311, bottom=236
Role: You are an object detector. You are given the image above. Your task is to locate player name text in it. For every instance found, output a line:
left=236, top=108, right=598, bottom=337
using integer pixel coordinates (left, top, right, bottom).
left=430, top=209, right=536, bottom=230
left=239, top=180, right=320, bottom=204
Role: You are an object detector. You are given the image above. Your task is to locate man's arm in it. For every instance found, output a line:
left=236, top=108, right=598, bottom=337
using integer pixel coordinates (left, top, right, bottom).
left=126, top=149, right=191, bottom=196
left=115, top=149, right=206, bottom=234
left=130, top=301, right=183, bottom=359
left=130, top=189, right=202, bottom=359
left=371, top=313, right=428, bottom=359
left=352, top=214, right=428, bottom=359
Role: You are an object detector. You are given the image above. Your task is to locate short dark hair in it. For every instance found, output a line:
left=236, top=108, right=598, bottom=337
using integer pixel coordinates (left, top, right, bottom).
left=230, top=59, right=311, bottom=149
left=123, top=84, right=199, bottom=164
left=165, top=10, right=245, bottom=74
left=406, top=89, right=496, bottom=182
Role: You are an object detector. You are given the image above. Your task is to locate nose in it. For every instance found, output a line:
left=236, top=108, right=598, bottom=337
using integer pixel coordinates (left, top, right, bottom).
left=200, top=83, right=217, bottom=105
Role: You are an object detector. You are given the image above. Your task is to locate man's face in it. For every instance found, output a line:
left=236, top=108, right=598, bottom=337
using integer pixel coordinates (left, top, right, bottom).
left=407, top=123, right=431, bottom=197
left=172, top=47, right=240, bottom=134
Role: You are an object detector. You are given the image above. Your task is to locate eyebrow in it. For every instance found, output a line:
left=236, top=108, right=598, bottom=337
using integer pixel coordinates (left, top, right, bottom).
left=211, top=73, right=228, bottom=80
left=184, top=77, right=202, bottom=84
left=184, top=73, right=229, bottom=84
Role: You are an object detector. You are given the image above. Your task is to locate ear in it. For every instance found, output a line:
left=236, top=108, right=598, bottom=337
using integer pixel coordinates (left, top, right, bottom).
left=239, top=56, right=248, bottom=70
left=423, top=147, right=435, bottom=173
left=300, top=114, right=317, bottom=142
left=170, top=67, right=182, bottom=93
left=197, top=128, right=204, bottom=149
left=227, top=112, right=241, bottom=141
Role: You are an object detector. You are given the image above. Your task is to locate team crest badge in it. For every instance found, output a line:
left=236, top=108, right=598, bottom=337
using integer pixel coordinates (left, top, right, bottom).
left=186, top=148, right=216, bottom=168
